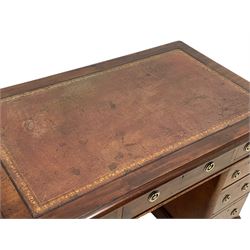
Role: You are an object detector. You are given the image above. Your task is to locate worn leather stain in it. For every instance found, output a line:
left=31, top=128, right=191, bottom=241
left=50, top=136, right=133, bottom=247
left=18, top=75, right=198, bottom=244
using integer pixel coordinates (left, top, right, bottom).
left=22, top=112, right=56, bottom=138
left=71, top=168, right=81, bottom=176
left=23, top=120, right=34, bottom=131
left=108, top=162, right=118, bottom=171
left=109, top=101, right=116, bottom=109
left=114, top=152, right=124, bottom=160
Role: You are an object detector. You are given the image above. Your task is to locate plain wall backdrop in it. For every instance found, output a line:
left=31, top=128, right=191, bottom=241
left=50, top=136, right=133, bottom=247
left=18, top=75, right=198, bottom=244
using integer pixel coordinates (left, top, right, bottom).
left=0, top=0, right=249, bottom=250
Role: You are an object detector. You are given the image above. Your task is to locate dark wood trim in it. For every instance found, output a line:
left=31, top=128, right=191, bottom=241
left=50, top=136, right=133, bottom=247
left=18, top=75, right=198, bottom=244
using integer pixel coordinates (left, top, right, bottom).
left=0, top=165, right=33, bottom=218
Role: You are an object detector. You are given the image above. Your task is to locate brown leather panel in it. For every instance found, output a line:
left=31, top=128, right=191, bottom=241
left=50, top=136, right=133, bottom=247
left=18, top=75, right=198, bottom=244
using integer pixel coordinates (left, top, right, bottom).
left=1, top=49, right=249, bottom=215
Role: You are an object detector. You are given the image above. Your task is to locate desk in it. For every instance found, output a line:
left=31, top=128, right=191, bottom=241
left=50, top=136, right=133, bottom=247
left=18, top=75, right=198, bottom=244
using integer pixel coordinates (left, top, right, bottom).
left=1, top=41, right=249, bottom=218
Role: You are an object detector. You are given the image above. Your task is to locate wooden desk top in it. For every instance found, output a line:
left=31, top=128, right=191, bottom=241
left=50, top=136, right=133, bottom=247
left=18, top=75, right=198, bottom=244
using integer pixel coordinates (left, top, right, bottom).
left=0, top=41, right=249, bottom=218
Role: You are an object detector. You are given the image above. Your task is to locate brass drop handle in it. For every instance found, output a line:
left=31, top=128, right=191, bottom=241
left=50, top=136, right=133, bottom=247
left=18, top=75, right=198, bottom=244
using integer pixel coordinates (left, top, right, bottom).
left=222, top=194, right=231, bottom=203
left=241, top=183, right=249, bottom=192
left=148, top=190, right=160, bottom=202
left=232, top=170, right=241, bottom=179
left=231, top=208, right=238, bottom=216
left=244, top=142, right=250, bottom=152
left=204, top=161, right=215, bottom=172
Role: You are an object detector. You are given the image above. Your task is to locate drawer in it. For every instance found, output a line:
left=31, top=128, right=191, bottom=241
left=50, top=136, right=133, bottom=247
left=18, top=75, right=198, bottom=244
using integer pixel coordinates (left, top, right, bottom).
left=122, top=144, right=241, bottom=218
left=211, top=174, right=250, bottom=214
left=100, top=207, right=123, bottom=219
left=220, top=157, right=250, bottom=189
left=233, top=142, right=250, bottom=161
left=212, top=195, right=248, bottom=219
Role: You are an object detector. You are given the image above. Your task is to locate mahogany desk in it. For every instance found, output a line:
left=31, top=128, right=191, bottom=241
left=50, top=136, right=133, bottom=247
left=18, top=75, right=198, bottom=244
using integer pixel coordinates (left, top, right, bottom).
left=0, top=41, right=249, bottom=219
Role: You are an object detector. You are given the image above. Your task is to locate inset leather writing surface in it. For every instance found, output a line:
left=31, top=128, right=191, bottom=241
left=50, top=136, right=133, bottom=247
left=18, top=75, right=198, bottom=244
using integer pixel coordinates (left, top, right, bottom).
left=1, top=48, right=249, bottom=216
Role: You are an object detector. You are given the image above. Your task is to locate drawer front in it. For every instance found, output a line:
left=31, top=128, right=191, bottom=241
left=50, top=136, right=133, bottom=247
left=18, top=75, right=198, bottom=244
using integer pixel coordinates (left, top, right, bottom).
left=221, top=157, right=250, bottom=189
left=212, top=174, right=250, bottom=214
left=123, top=145, right=240, bottom=218
left=101, top=207, right=123, bottom=219
left=233, top=142, right=250, bottom=161
left=213, top=195, right=248, bottom=219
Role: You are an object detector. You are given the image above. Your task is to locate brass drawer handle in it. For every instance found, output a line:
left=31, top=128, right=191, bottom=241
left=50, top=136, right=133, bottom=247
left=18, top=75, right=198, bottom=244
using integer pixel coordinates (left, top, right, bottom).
left=222, top=194, right=231, bottom=203
left=241, top=183, right=249, bottom=192
left=244, top=142, right=250, bottom=152
left=232, top=170, right=241, bottom=179
left=231, top=208, right=238, bottom=216
left=204, top=161, right=215, bottom=172
left=148, top=190, right=160, bottom=202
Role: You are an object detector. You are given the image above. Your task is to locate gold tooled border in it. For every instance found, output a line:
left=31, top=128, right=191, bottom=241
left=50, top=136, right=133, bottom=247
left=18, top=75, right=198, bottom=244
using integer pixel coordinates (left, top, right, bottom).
left=1, top=50, right=250, bottom=216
